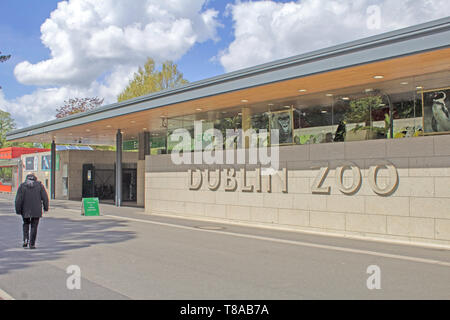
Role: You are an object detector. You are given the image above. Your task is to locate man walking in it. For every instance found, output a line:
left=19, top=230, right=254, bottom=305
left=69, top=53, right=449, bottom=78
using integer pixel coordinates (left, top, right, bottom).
left=15, top=174, right=49, bottom=249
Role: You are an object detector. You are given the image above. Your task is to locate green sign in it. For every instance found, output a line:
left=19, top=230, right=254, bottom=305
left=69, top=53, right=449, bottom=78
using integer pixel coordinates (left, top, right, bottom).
left=82, top=198, right=100, bottom=216
left=123, top=140, right=138, bottom=151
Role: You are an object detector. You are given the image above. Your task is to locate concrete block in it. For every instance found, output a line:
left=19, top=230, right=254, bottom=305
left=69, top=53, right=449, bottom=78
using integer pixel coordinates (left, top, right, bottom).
left=394, top=177, right=434, bottom=197
left=165, top=200, right=185, bottom=214
left=250, top=207, right=278, bottom=224
left=175, top=190, right=195, bottom=202
left=309, top=142, right=345, bottom=161
left=226, top=205, right=251, bottom=221
left=344, top=139, right=386, bottom=159
left=327, top=195, right=365, bottom=213
left=289, top=177, right=311, bottom=194
left=365, top=196, right=409, bottom=216
left=386, top=136, right=434, bottom=158
left=205, top=204, right=226, bottom=219
left=410, top=197, right=450, bottom=219
left=387, top=216, right=435, bottom=239
left=215, top=191, right=239, bottom=205
left=433, top=134, right=450, bottom=156
left=346, top=213, right=387, bottom=234
left=237, top=192, right=264, bottom=207
left=150, top=200, right=167, bottom=212
left=363, top=158, right=408, bottom=181
left=409, top=157, right=450, bottom=177
left=310, top=211, right=346, bottom=230
left=287, top=161, right=321, bottom=177
left=292, top=194, right=327, bottom=211
left=185, top=202, right=206, bottom=216
left=193, top=191, right=216, bottom=204
left=434, top=177, right=450, bottom=198
left=435, top=219, right=450, bottom=241
left=278, top=209, right=309, bottom=226
left=279, top=144, right=309, bottom=162
left=147, top=188, right=161, bottom=200
left=263, top=193, right=293, bottom=209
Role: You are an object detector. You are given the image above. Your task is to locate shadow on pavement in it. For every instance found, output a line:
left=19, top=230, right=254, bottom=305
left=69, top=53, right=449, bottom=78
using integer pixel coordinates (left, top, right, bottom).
left=0, top=213, right=136, bottom=275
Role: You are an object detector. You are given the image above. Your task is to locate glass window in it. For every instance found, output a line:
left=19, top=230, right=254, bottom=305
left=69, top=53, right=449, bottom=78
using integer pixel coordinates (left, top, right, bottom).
left=294, top=101, right=333, bottom=144
left=0, top=167, right=13, bottom=186
left=149, top=132, right=167, bottom=155
left=155, top=70, right=449, bottom=152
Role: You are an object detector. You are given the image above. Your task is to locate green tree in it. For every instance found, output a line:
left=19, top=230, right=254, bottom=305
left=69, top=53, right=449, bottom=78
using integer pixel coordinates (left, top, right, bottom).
left=0, top=51, right=11, bottom=89
left=56, top=97, right=104, bottom=118
left=118, top=58, right=188, bottom=102
left=91, top=145, right=116, bottom=151
left=0, top=51, right=10, bottom=63
left=0, top=110, right=16, bottom=148
left=344, top=96, right=383, bottom=126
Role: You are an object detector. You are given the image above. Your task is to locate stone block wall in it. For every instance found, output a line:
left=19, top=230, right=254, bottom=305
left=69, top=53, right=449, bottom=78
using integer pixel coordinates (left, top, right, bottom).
left=22, top=150, right=139, bottom=201
left=145, top=135, right=450, bottom=246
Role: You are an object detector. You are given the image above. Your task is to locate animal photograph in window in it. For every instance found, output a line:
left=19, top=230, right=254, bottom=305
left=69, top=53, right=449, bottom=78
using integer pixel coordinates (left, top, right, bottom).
left=25, top=157, right=36, bottom=171
left=423, top=88, right=450, bottom=134
left=270, top=109, right=294, bottom=145
left=41, top=155, right=51, bottom=170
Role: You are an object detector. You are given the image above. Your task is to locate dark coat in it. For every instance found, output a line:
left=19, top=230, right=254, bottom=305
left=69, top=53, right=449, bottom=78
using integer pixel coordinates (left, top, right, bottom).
left=15, top=174, right=49, bottom=218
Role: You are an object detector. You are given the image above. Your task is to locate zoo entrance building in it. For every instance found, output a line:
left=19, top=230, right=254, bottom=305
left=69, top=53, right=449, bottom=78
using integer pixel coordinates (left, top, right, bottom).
left=7, top=18, right=450, bottom=247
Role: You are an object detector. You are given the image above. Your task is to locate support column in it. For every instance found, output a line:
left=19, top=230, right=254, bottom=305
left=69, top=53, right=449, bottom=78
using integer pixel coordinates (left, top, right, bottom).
left=242, top=107, right=252, bottom=148
left=137, top=131, right=150, bottom=207
left=384, top=93, right=394, bottom=139
left=115, top=129, right=123, bottom=207
left=389, top=100, right=394, bottom=139
left=138, top=131, right=150, bottom=161
left=51, top=140, right=56, bottom=200
left=18, top=159, right=23, bottom=189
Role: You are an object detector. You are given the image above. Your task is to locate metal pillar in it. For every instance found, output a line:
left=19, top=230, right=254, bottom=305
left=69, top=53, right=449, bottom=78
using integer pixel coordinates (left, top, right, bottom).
left=242, top=107, right=251, bottom=148
left=51, top=140, right=56, bottom=199
left=138, top=131, right=150, bottom=161
left=387, top=94, right=394, bottom=139
left=18, top=159, right=23, bottom=187
left=115, top=130, right=123, bottom=207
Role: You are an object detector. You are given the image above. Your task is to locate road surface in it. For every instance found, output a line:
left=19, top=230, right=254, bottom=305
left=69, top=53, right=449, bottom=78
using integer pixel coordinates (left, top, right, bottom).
left=0, top=195, right=449, bottom=299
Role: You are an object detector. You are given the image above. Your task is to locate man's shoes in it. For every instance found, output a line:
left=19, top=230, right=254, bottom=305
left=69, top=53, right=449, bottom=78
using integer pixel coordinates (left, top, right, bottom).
left=23, top=241, right=28, bottom=248
left=29, top=244, right=36, bottom=250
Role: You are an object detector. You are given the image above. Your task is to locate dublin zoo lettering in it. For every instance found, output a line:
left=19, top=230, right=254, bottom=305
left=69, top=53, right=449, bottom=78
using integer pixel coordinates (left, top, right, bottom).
left=188, top=162, right=398, bottom=196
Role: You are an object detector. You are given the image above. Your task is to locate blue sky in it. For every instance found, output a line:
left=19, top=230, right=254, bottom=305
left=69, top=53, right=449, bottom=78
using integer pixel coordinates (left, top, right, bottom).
left=0, top=1, right=60, bottom=99
left=0, top=0, right=449, bottom=128
left=0, top=0, right=230, bottom=100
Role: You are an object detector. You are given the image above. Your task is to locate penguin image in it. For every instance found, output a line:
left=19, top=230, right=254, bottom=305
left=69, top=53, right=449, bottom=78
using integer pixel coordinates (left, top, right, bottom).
left=431, top=91, right=450, bottom=132
left=334, top=120, right=346, bottom=142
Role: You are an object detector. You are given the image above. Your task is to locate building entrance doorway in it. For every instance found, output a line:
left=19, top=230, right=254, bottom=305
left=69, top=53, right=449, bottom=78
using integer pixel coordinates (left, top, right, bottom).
left=82, top=163, right=137, bottom=204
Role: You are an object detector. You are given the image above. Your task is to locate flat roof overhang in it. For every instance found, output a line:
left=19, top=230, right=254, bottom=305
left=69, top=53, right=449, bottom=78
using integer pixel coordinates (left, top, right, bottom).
left=0, top=159, right=20, bottom=167
left=6, top=17, right=450, bottom=146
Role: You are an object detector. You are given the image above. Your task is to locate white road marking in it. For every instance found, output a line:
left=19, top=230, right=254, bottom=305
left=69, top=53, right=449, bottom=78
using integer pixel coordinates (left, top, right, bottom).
left=63, top=209, right=81, bottom=213
left=0, top=288, right=14, bottom=300
left=3, top=197, right=448, bottom=268
left=103, top=214, right=450, bottom=268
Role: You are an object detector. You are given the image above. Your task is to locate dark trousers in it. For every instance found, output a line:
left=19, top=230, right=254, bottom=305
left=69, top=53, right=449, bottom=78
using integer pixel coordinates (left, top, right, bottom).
left=22, top=217, right=40, bottom=246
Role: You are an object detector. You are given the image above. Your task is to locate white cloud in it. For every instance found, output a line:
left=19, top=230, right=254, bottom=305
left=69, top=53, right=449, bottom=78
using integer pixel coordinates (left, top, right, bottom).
left=14, top=0, right=220, bottom=86
left=219, top=0, right=450, bottom=72
left=3, top=0, right=220, bottom=127
left=4, top=0, right=450, bottom=129
left=1, top=66, right=135, bottom=127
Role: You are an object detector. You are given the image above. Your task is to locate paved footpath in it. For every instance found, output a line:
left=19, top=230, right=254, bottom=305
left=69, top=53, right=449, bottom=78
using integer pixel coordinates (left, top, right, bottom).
left=0, top=194, right=449, bottom=300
